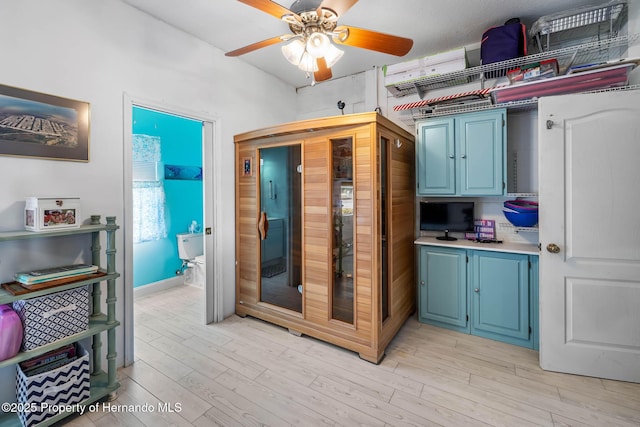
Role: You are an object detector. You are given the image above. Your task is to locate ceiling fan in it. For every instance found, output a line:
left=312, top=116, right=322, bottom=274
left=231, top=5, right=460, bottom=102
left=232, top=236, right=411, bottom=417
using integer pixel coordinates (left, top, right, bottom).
left=225, top=0, right=414, bottom=84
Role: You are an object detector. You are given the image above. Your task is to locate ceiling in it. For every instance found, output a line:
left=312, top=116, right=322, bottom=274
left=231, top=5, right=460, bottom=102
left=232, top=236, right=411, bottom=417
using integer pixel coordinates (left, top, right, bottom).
left=121, top=0, right=599, bottom=88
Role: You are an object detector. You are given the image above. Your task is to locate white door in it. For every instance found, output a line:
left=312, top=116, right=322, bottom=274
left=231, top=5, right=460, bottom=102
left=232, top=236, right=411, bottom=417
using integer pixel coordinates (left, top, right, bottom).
left=538, top=89, right=640, bottom=383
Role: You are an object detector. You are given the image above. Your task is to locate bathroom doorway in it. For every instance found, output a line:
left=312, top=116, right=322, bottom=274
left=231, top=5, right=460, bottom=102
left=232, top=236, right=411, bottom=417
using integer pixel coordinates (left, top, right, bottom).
left=122, top=95, right=222, bottom=366
left=130, top=107, right=203, bottom=295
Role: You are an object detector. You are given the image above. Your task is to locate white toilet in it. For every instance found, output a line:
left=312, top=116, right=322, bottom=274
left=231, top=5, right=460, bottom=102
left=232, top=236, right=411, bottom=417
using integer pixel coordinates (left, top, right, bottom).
left=190, top=255, right=205, bottom=288
left=176, top=232, right=205, bottom=287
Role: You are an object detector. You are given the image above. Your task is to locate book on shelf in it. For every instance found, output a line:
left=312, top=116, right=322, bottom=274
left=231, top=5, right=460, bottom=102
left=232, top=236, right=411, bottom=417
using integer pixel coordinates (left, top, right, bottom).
left=15, top=263, right=99, bottom=285
left=20, top=343, right=77, bottom=376
left=20, top=344, right=76, bottom=370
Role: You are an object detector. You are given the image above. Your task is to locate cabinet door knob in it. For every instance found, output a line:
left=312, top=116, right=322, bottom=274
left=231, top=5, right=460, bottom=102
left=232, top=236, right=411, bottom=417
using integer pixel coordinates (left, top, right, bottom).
left=546, top=243, right=561, bottom=253
left=461, top=154, right=467, bottom=159
left=448, top=154, right=455, bottom=159
left=474, top=288, right=480, bottom=293
left=420, top=280, right=425, bottom=286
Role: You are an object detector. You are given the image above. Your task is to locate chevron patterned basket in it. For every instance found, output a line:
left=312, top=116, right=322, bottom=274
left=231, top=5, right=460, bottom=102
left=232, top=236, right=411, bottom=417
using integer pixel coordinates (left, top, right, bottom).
left=12, top=286, right=89, bottom=351
left=16, top=343, right=90, bottom=427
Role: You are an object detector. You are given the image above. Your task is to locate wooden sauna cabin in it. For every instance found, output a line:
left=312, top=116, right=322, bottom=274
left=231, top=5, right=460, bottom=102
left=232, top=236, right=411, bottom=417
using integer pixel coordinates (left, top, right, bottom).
left=234, top=112, right=415, bottom=363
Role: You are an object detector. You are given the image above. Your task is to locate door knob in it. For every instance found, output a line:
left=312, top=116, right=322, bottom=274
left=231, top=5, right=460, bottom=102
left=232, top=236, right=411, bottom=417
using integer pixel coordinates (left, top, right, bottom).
left=474, top=288, right=480, bottom=293
left=546, top=243, right=560, bottom=253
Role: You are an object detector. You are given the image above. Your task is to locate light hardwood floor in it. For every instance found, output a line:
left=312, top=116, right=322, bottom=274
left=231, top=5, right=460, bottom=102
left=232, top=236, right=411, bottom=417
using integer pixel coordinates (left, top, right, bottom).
left=65, top=285, right=640, bottom=427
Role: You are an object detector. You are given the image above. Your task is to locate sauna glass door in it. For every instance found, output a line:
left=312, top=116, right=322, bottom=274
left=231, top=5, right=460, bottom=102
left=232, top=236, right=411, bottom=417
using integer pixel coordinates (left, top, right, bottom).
left=258, top=145, right=302, bottom=312
left=332, top=138, right=354, bottom=323
left=380, top=136, right=390, bottom=321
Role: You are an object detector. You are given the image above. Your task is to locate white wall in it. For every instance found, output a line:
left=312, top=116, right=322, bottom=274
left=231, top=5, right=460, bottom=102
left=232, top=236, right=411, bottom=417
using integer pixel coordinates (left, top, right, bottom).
left=0, top=0, right=296, bottom=403
left=295, top=69, right=380, bottom=120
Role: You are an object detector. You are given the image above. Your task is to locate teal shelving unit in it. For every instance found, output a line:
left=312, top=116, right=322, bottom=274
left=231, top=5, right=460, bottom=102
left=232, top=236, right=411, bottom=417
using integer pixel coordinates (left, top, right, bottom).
left=0, top=216, right=120, bottom=427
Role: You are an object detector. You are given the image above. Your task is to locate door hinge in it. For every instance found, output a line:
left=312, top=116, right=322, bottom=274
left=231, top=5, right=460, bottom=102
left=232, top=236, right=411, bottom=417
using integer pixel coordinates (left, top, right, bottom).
left=529, top=326, right=532, bottom=335
left=466, top=315, right=469, bottom=322
left=528, top=260, right=531, bottom=269
left=502, top=119, right=505, bottom=127
left=466, top=256, right=469, bottom=263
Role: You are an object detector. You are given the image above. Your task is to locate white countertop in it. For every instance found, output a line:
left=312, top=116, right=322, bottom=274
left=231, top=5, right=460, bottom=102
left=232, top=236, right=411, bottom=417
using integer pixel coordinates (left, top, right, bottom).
left=414, top=237, right=539, bottom=255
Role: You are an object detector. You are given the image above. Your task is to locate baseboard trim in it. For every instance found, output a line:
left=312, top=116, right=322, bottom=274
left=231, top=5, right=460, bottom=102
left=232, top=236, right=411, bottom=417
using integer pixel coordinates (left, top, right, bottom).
left=134, top=276, right=183, bottom=299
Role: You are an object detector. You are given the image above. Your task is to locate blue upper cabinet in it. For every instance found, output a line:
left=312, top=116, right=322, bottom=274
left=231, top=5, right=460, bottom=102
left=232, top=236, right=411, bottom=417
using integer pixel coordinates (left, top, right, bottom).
left=416, top=118, right=455, bottom=195
left=417, top=110, right=506, bottom=196
left=457, top=111, right=506, bottom=195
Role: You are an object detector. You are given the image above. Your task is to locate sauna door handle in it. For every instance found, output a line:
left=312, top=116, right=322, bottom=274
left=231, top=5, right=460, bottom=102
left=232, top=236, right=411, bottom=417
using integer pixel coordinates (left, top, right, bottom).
left=258, top=211, right=269, bottom=240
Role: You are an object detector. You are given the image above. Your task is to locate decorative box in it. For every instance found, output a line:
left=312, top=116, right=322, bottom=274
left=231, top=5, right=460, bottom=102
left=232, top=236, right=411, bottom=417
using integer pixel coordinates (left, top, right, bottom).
left=25, top=197, right=81, bottom=232
left=12, top=286, right=89, bottom=351
left=17, top=343, right=90, bottom=427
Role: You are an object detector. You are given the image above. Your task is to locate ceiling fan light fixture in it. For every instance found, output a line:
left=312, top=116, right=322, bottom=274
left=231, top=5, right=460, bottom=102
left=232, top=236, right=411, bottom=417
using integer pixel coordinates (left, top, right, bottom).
left=297, top=52, right=318, bottom=72
left=281, top=39, right=306, bottom=66
left=332, top=27, right=350, bottom=44
left=306, top=32, right=330, bottom=58
left=281, top=13, right=301, bottom=25
left=231, top=0, right=413, bottom=83
left=323, top=43, right=344, bottom=68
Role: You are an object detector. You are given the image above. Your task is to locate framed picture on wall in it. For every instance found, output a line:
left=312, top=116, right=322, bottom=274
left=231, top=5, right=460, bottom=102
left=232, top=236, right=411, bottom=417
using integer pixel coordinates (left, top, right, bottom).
left=0, top=83, right=90, bottom=162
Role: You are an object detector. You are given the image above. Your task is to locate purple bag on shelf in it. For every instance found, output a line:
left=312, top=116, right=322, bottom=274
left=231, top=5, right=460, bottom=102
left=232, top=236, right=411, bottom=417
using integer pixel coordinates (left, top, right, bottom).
left=481, top=18, right=527, bottom=78
left=481, top=18, right=527, bottom=65
left=0, top=304, right=23, bottom=361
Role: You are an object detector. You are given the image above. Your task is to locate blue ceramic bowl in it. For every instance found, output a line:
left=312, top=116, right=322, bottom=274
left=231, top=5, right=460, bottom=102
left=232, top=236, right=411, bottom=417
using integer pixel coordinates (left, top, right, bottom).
left=503, top=209, right=538, bottom=227
left=504, top=200, right=539, bottom=212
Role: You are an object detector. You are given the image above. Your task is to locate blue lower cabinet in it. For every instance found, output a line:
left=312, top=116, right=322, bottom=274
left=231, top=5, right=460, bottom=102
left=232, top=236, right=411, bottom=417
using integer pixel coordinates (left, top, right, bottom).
left=418, top=246, right=469, bottom=332
left=418, top=245, right=538, bottom=349
left=470, top=250, right=532, bottom=348
left=530, top=256, right=539, bottom=351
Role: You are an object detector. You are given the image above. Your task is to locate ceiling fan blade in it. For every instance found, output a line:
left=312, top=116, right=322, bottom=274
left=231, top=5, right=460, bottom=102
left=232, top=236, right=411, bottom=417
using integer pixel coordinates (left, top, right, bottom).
left=333, top=25, right=413, bottom=56
left=314, top=57, right=332, bottom=82
left=237, top=0, right=300, bottom=21
left=225, top=36, right=285, bottom=57
left=317, top=0, right=358, bottom=17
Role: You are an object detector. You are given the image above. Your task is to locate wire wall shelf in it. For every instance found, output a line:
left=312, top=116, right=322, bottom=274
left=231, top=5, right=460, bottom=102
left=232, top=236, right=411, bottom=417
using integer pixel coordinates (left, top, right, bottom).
left=387, top=33, right=640, bottom=99
left=499, top=223, right=539, bottom=233
left=401, top=99, right=537, bottom=124
left=531, top=1, right=627, bottom=53
left=398, top=84, right=640, bottom=126
left=507, top=193, right=538, bottom=198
